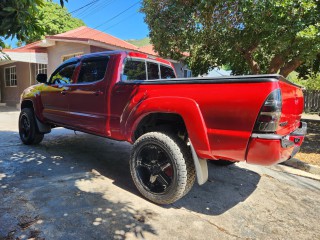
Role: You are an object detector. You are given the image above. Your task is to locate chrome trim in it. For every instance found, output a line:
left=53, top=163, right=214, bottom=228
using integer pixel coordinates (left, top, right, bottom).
left=251, top=133, right=282, bottom=140
left=289, top=146, right=301, bottom=159
left=291, top=122, right=307, bottom=136
left=281, top=139, right=294, bottom=148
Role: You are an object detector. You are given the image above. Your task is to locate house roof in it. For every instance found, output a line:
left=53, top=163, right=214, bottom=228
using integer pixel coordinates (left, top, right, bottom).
left=4, top=41, right=47, bottom=53
left=2, top=27, right=179, bottom=63
left=137, top=44, right=158, bottom=56
left=46, top=26, right=139, bottom=52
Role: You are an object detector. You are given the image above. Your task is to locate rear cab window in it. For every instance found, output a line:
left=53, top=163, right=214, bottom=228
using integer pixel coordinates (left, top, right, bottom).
left=147, top=62, right=159, bottom=80
left=122, top=59, right=146, bottom=81
left=122, top=58, right=176, bottom=81
left=160, top=65, right=175, bottom=79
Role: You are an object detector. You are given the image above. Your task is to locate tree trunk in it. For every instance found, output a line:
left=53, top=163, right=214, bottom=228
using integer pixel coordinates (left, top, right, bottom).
left=236, top=43, right=260, bottom=75
left=243, top=52, right=260, bottom=74
left=279, top=58, right=303, bottom=77
left=268, top=54, right=285, bottom=73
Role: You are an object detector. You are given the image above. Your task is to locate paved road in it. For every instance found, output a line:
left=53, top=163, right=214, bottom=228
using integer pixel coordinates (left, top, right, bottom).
left=0, top=108, right=319, bottom=240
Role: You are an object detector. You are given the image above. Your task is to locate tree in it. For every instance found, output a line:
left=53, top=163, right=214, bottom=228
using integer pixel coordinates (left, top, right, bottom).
left=25, top=1, right=85, bottom=43
left=0, top=0, right=68, bottom=47
left=297, top=54, right=320, bottom=79
left=141, top=0, right=320, bottom=77
left=3, top=43, right=12, bottom=49
left=288, top=71, right=320, bottom=90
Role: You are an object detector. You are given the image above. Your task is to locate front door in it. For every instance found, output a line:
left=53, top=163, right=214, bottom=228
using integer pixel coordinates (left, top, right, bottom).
left=67, top=56, right=110, bottom=135
left=41, top=61, right=78, bottom=125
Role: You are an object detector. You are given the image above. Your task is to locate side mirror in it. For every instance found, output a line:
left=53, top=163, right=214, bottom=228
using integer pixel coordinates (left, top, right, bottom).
left=36, top=73, right=47, bottom=83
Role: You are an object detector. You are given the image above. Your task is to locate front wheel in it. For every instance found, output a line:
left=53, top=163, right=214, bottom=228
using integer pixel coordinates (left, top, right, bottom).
left=130, top=132, right=195, bottom=205
left=19, top=108, right=44, bottom=145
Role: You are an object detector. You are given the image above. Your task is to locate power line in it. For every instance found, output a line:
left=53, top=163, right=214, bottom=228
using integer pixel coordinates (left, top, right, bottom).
left=69, top=0, right=99, bottom=15
left=93, top=1, right=140, bottom=30
left=44, top=0, right=101, bottom=25
left=75, top=0, right=115, bottom=19
left=102, top=12, right=138, bottom=31
left=67, top=1, right=141, bottom=42
left=31, top=1, right=142, bottom=57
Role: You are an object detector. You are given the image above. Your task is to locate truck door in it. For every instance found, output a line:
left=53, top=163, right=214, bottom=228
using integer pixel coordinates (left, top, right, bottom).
left=41, top=61, right=78, bottom=124
left=67, top=56, right=110, bottom=135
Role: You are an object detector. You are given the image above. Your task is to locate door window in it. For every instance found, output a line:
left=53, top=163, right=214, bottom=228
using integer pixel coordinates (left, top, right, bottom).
left=77, top=57, right=109, bottom=84
left=50, top=63, right=77, bottom=85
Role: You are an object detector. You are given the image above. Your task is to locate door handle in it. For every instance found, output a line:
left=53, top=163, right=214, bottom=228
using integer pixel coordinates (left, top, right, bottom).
left=94, top=90, right=103, bottom=96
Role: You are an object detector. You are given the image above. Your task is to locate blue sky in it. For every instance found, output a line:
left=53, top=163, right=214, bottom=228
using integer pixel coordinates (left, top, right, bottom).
left=5, top=0, right=149, bottom=47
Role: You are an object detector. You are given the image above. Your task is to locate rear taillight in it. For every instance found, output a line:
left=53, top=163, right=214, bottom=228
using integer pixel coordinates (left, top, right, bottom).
left=253, top=89, right=282, bottom=133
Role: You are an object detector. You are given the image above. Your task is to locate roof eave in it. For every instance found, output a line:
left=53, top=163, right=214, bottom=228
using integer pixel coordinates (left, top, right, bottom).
left=1, top=51, right=48, bottom=64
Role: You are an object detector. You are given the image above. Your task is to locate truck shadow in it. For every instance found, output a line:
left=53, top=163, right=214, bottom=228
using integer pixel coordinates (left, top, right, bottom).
left=0, top=128, right=260, bottom=221
left=170, top=163, right=260, bottom=215
left=44, top=128, right=260, bottom=216
left=0, top=130, right=157, bottom=239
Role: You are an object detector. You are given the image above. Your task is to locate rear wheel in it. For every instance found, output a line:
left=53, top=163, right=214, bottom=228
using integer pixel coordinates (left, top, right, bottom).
left=130, top=132, right=195, bottom=205
left=19, top=108, right=44, bottom=145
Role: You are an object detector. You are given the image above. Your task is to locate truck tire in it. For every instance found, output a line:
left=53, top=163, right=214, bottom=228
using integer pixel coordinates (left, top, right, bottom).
left=130, top=132, right=195, bottom=205
left=19, top=108, right=44, bottom=145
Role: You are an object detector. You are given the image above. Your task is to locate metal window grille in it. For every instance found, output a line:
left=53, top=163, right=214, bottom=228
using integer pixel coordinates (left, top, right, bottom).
left=4, top=66, right=17, bottom=86
left=35, top=64, right=47, bottom=75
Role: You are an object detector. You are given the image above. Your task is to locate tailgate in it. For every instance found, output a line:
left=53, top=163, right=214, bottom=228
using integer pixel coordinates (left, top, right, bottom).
left=276, top=79, right=304, bottom=135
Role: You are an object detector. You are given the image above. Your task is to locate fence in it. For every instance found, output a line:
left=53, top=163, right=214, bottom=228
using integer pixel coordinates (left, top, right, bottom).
left=304, top=90, right=320, bottom=113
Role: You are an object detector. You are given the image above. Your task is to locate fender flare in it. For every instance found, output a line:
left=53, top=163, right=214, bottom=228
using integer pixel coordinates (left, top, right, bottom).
left=124, top=96, right=212, bottom=159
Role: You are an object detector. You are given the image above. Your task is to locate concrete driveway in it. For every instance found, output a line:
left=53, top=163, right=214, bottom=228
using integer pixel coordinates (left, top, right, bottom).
left=0, top=108, right=319, bottom=240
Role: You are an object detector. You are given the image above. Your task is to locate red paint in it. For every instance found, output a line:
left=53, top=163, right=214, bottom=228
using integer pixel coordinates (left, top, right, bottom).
left=246, top=138, right=294, bottom=165
left=21, top=51, right=306, bottom=166
left=276, top=81, right=304, bottom=135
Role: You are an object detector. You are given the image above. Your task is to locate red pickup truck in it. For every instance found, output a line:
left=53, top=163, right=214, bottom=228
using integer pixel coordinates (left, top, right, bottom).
left=19, top=50, right=307, bottom=204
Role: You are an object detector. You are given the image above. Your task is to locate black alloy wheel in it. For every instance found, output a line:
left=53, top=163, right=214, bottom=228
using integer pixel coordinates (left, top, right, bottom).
left=135, top=144, right=174, bottom=194
left=20, top=113, right=31, bottom=140
left=130, top=132, right=195, bottom=205
left=19, top=108, right=44, bottom=145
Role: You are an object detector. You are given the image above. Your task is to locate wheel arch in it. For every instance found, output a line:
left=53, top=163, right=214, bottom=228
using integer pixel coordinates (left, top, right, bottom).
left=20, top=99, right=50, bottom=134
left=133, top=112, right=187, bottom=141
left=21, top=99, right=34, bottom=110
left=125, top=97, right=212, bottom=159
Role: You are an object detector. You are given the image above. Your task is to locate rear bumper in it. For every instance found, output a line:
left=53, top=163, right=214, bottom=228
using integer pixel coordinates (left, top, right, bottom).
left=246, top=122, right=307, bottom=166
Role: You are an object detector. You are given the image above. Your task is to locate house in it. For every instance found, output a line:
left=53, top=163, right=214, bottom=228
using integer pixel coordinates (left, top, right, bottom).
left=0, top=26, right=189, bottom=107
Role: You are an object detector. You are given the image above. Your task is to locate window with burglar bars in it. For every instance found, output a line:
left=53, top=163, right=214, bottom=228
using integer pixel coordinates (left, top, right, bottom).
left=36, top=64, right=47, bottom=75
left=4, top=66, right=17, bottom=87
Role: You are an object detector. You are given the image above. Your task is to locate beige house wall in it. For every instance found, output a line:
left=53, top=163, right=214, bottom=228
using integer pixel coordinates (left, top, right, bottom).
left=0, top=62, right=31, bottom=106
left=47, top=41, right=91, bottom=76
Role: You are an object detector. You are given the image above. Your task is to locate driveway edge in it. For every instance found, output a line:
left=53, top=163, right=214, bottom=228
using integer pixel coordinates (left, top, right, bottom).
left=281, top=158, right=320, bottom=176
